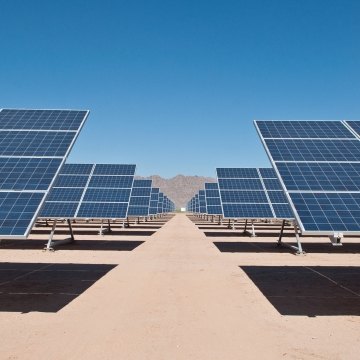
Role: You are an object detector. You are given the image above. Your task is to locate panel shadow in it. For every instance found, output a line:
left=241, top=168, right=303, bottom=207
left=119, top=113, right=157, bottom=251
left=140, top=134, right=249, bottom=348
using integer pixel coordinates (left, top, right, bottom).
left=0, top=263, right=117, bottom=313
left=0, top=239, right=145, bottom=251
left=240, top=266, right=360, bottom=316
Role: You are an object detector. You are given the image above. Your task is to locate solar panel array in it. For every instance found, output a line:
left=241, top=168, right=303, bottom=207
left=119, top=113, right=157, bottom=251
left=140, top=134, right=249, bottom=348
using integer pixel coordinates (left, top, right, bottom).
left=255, top=120, right=360, bottom=234
left=127, top=179, right=152, bottom=216
left=149, top=188, right=160, bottom=215
left=216, top=168, right=293, bottom=219
left=204, top=182, right=222, bottom=215
left=40, top=164, right=135, bottom=219
left=0, top=109, right=88, bottom=238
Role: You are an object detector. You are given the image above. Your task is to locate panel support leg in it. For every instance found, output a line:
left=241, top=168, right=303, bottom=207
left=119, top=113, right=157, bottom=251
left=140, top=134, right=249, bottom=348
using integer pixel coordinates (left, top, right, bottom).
left=44, top=219, right=75, bottom=251
left=277, top=221, right=305, bottom=255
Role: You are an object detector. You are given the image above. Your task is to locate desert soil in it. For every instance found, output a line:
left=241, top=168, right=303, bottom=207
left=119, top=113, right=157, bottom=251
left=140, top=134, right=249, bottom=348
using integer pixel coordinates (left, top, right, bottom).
left=0, top=213, right=359, bottom=359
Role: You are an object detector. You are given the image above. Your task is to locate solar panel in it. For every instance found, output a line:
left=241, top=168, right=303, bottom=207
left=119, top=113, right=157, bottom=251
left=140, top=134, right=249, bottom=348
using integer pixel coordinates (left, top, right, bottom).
left=217, top=167, right=293, bottom=219
left=149, top=188, right=160, bottom=215
left=0, top=109, right=88, bottom=238
left=255, top=120, right=360, bottom=234
left=127, top=179, right=152, bottom=216
left=204, top=182, right=222, bottom=215
left=40, top=163, right=135, bottom=219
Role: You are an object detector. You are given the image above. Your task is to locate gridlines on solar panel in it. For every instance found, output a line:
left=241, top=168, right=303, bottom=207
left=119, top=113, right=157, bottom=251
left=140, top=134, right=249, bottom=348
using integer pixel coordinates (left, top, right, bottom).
left=0, top=109, right=88, bottom=237
left=127, top=178, right=152, bottom=217
left=255, top=119, right=360, bottom=234
left=204, top=182, right=222, bottom=215
left=41, top=163, right=135, bottom=219
left=149, top=188, right=160, bottom=215
left=216, top=167, right=293, bottom=219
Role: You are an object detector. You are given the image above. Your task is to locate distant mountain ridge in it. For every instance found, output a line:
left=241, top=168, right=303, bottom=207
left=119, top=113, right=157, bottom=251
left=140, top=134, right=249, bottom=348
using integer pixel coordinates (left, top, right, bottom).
left=136, top=175, right=216, bottom=209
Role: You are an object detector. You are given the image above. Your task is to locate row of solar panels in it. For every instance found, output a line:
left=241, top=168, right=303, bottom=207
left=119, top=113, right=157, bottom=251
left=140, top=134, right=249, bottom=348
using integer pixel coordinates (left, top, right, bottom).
left=0, top=109, right=175, bottom=239
left=188, top=120, right=360, bottom=236
left=187, top=168, right=293, bottom=220
left=40, top=163, right=175, bottom=220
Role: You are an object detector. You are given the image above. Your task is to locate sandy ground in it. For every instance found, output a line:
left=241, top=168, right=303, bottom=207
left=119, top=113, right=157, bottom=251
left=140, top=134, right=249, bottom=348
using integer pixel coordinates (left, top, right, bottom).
left=0, top=213, right=359, bottom=360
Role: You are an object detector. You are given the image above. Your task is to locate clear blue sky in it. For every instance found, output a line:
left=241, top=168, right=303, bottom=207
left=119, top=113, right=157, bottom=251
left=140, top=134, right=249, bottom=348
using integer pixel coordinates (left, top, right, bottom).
left=1, top=1, right=359, bottom=178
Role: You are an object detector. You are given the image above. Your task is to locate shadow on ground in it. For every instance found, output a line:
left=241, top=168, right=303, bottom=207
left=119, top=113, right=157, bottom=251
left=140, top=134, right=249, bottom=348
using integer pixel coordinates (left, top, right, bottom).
left=214, top=241, right=360, bottom=254
left=0, top=239, right=145, bottom=251
left=0, top=262, right=117, bottom=313
left=240, top=266, right=360, bottom=316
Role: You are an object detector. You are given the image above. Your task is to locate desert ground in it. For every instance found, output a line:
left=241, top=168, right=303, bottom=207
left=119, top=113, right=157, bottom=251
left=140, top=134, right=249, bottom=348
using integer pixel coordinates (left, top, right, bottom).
left=0, top=213, right=359, bottom=360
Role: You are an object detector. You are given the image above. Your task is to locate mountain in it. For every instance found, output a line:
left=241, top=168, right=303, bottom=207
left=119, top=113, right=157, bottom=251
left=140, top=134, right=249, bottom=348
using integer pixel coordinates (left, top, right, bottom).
left=136, top=175, right=216, bottom=209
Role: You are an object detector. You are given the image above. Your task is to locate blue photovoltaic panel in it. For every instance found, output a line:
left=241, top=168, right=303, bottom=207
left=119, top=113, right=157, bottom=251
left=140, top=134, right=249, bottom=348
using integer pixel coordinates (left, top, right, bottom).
left=264, top=139, right=360, bottom=162
left=61, top=164, right=93, bottom=175
left=255, top=119, right=360, bottom=234
left=204, top=183, right=219, bottom=190
left=149, top=188, right=160, bottom=215
left=217, top=167, right=293, bottom=219
left=0, top=131, right=78, bottom=157
left=53, top=175, right=89, bottom=188
left=216, top=168, right=259, bottom=178
left=346, top=121, right=360, bottom=137
left=222, top=204, right=273, bottom=218
left=89, top=176, right=133, bottom=188
left=218, top=178, right=263, bottom=190
left=128, top=178, right=152, bottom=217
left=256, top=120, right=355, bottom=139
left=77, top=202, right=128, bottom=219
left=41, top=163, right=136, bottom=219
left=0, top=158, right=62, bottom=191
left=93, top=164, right=136, bottom=176
left=0, top=109, right=88, bottom=238
left=276, top=162, right=360, bottom=191
left=83, top=188, right=131, bottom=202
left=46, top=188, right=84, bottom=202
left=40, top=202, right=79, bottom=219
left=0, top=109, right=88, bottom=131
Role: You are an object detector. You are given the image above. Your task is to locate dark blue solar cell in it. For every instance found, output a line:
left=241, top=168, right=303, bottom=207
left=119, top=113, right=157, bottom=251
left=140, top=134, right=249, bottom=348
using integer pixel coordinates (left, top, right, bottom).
left=205, top=190, right=220, bottom=198
left=127, top=206, right=149, bottom=216
left=39, top=202, right=78, bottom=218
left=267, top=191, right=289, bottom=203
left=345, top=121, right=360, bottom=138
left=130, top=196, right=150, bottom=206
left=265, top=139, right=360, bottom=162
left=93, top=164, right=136, bottom=175
left=89, top=176, right=133, bottom=188
left=0, top=131, right=76, bottom=156
left=256, top=120, right=355, bottom=139
left=149, top=207, right=158, bottom=215
left=0, top=109, right=88, bottom=131
left=131, top=188, right=152, bottom=197
left=0, top=158, right=62, bottom=191
left=277, top=162, right=360, bottom=191
left=53, top=175, right=89, bottom=188
left=132, top=179, right=152, bottom=187
left=217, top=168, right=259, bottom=178
left=0, top=192, right=44, bottom=236
left=218, top=178, right=263, bottom=190
left=46, top=188, right=84, bottom=202
left=222, top=203, right=273, bottom=218
left=83, top=188, right=131, bottom=202
left=259, top=168, right=277, bottom=178
left=290, top=192, right=360, bottom=232
left=272, top=203, right=294, bottom=219
left=206, top=205, right=223, bottom=215
left=77, top=202, right=128, bottom=218
left=61, top=164, right=93, bottom=175
left=204, top=183, right=219, bottom=190
left=150, top=193, right=159, bottom=201
left=262, top=178, right=283, bottom=190
left=220, top=190, right=268, bottom=203
left=206, top=198, right=221, bottom=206
left=151, top=188, right=160, bottom=194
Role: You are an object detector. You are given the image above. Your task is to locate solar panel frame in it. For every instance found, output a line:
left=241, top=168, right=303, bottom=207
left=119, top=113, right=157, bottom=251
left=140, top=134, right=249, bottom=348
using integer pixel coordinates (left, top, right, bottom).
left=0, top=108, right=89, bottom=239
left=255, top=120, right=360, bottom=235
